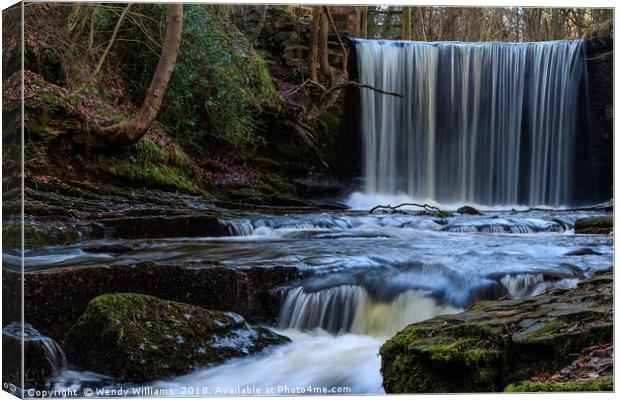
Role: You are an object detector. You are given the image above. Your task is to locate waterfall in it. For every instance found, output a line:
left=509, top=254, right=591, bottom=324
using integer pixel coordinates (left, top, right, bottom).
left=355, top=39, right=587, bottom=206
left=278, top=285, right=461, bottom=337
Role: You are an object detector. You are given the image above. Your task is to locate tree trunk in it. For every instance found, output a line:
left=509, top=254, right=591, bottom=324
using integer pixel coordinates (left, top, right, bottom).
left=252, top=5, right=268, bottom=42
left=318, top=8, right=332, bottom=81
left=308, top=7, right=320, bottom=82
left=84, top=4, right=183, bottom=147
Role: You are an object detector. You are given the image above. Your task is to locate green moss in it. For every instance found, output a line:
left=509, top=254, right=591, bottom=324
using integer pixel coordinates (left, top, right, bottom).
left=136, top=137, right=166, bottom=163
left=63, top=293, right=290, bottom=382
left=80, top=136, right=199, bottom=193
left=111, top=114, right=126, bottom=123
left=505, top=376, right=613, bottom=392
left=2, top=223, right=80, bottom=249
left=38, top=91, right=58, bottom=106
left=380, top=270, right=614, bottom=393
left=117, top=163, right=197, bottom=192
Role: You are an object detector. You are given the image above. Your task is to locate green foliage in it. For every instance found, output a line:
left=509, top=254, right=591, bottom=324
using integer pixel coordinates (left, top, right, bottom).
left=164, top=5, right=277, bottom=147
left=115, top=5, right=277, bottom=148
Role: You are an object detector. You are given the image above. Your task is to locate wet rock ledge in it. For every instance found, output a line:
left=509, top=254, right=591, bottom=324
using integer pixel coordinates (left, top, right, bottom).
left=3, top=262, right=300, bottom=343
left=380, top=268, right=613, bottom=393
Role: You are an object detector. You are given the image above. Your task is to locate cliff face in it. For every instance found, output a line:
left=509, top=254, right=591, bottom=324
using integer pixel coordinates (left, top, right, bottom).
left=576, top=24, right=613, bottom=204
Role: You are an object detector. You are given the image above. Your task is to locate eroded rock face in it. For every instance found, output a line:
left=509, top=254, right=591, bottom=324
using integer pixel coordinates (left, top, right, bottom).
left=63, top=293, right=290, bottom=382
left=380, top=268, right=613, bottom=393
left=4, top=262, right=300, bottom=342
left=574, top=216, right=613, bottom=235
left=96, top=214, right=229, bottom=239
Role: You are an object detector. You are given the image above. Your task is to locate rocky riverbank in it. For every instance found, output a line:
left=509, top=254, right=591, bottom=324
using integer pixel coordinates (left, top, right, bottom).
left=2, top=261, right=301, bottom=387
left=3, top=262, right=301, bottom=344
left=380, top=267, right=613, bottom=393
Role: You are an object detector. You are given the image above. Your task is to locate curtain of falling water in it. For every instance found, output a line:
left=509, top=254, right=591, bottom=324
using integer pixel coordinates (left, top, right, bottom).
left=355, top=39, right=586, bottom=206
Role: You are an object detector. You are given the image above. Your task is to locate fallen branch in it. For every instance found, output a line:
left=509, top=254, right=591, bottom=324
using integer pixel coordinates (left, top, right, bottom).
left=321, top=81, right=404, bottom=102
left=370, top=203, right=442, bottom=214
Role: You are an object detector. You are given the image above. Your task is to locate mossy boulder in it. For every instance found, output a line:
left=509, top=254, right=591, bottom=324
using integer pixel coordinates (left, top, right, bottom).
left=457, top=205, right=482, bottom=215
left=380, top=268, right=613, bottom=393
left=63, top=293, right=290, bottom=382
left=574, top=216, right=613, bottom=234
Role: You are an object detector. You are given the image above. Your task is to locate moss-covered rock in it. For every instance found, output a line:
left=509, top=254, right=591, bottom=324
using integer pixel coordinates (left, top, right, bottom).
left=2, top=222, right=81, bottom=249
left=574, top=216, right=613, bottom=234
left=505, top=377, right=612, bottom=392
left=457, top=205, right=482, bottom=215
left=504, top=340, right=612, bottom=392
left=63, top=293, right=290, bottom=382
left=5, top=262, right=299, bottom=342
left=380, top=268, right=613, bottom=393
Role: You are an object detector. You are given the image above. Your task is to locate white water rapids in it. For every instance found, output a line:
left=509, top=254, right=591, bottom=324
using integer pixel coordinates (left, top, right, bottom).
left=41, top=207, right=612, bottom=395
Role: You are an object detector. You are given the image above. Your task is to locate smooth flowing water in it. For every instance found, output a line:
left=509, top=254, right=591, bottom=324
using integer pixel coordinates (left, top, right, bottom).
left=24, top=206, right=611, bottom=395
left=355, top=39, right=587, bottom=206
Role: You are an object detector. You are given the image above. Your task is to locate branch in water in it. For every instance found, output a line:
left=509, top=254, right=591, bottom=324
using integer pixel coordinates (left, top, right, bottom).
left=370, top=203, right=442, bottom=214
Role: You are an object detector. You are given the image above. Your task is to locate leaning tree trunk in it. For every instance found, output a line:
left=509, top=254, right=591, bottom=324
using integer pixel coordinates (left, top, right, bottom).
left=84, top=4, right=183, bottom=147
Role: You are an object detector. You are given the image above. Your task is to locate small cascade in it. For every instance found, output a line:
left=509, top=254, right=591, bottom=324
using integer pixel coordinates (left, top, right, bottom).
left=441, top=218, right=568, bottom=234
left=278, top=285, right=460, bottom=336
left=355, top=39, right=588, bottom=206
left=500, top=273, right=579, bottom=298
left=224, top=220, right=254, bottom=236
left=2, top=322, right=68, bottom=386
left=278, top=286, right=362, bottom=333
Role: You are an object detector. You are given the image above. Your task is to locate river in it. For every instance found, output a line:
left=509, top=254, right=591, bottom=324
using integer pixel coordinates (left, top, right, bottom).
left=31, top=193, right=612, bottom=395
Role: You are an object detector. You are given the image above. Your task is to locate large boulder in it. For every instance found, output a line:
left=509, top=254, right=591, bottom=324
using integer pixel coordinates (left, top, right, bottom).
left=63, top=293, right=290, bottom=382
left=574, top=216, right=613, bottom=234
left=380, top=268, right=613, bottom=393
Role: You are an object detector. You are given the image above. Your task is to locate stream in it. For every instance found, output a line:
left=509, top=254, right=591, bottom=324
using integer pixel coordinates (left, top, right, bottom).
left=24, top=194, right=612, bottom=395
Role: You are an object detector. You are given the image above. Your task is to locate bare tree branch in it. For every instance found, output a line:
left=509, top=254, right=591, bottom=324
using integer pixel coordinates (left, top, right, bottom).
left=370, top=203, right=443, bottom=214
left=321, top=81, right=404, bottom=102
